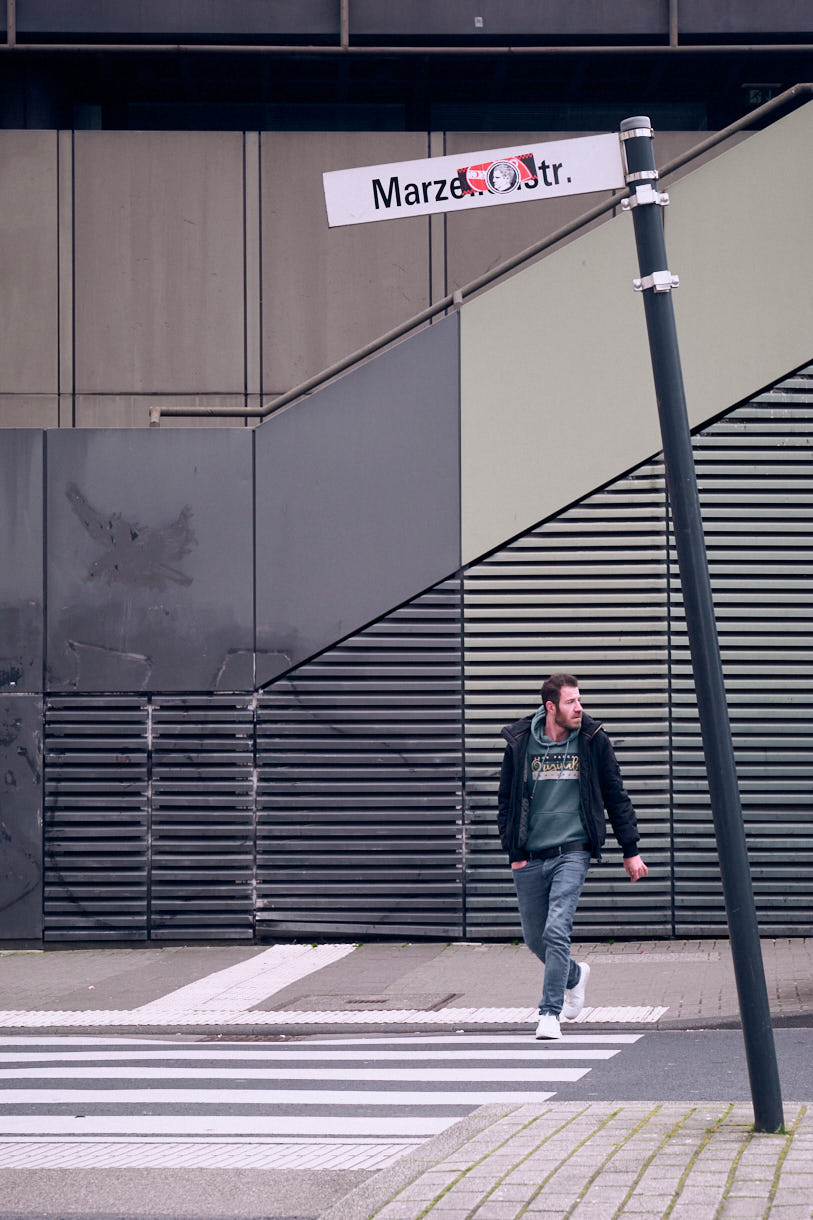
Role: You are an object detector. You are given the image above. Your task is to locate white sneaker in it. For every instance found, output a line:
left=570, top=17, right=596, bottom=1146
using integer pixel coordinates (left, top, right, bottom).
left=534, top=1012, right=562, bottom=1040
left=562, top=961, right=590, bottom=1021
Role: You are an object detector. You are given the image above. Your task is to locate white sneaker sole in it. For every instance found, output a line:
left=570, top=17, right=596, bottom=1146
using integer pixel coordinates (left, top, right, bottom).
left=562, top=961, right=590, bottom=1021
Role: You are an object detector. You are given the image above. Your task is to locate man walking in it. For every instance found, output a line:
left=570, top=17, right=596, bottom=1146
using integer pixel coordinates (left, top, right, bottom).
left=498, top=673, right=647, bottom=1040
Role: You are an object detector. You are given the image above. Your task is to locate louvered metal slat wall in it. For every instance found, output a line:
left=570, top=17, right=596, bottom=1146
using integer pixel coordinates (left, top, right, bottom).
left=40, top=367, right=813, bottom=943
left=463, top=465, right=672, bottom=940
left=44, top=695, right=256, bottom=941
left=255, top=581, right=464, bottom=939
left=151, top=696, right=255, bottom=939
left=671, top=372, right=813, bottom=935
left=44, top=698, right=149, bottom=940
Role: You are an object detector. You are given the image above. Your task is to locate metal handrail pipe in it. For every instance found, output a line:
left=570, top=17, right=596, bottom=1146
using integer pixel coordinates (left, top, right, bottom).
left=5, top=40, right=813, bottom=55
left=151, top=81, right=813, bottom=421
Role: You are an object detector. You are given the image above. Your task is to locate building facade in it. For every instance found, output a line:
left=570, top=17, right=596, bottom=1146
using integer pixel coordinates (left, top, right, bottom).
left=2, top=2, right=813, bottom=942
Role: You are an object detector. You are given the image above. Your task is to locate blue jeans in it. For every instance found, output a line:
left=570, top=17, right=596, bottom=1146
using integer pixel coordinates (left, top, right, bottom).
left=512, top=850, right=590, bottom=1017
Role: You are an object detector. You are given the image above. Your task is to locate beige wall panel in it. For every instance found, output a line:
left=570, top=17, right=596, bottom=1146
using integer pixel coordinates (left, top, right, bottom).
left=261, top=131, right=430, bottom=392
left=0, top=396, right=58, bottom=428
left=0, top=132, right=58, bottom=393
left=460, top=103, right=813, bottom=566
left=73, top=131, right=245, bottom=395
left=75, top=396, right=250, bottom=429
left=664, top=108, right=810, bottom=434
left=460, top=214, right=652, bottom=564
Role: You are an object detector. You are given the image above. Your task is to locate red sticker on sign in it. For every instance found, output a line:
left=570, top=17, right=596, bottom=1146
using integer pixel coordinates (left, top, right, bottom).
left=458, top=153, right=538, bottom=196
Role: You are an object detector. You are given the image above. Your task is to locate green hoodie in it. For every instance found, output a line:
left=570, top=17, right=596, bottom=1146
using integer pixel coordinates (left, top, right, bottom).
left=525, top=706, right=584, bottom=851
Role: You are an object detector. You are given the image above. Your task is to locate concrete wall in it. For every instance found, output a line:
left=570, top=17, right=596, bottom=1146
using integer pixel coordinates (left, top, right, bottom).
left=73, top=132, right=246, bottom=398
left=0, top=132, right=59, bottom=427
left=0, top=126, right=710, bottom=430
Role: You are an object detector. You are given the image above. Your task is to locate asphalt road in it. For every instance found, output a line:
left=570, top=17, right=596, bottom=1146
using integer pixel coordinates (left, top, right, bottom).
left=0, top=1028, right=810, bottom=1219
left=534, top=1027, right=813, bottom=1103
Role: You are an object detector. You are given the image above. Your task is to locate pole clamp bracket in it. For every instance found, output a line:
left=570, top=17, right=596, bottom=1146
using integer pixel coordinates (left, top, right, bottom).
left=619, top=125, right=654, bottom=141
left=625, top=169, right=659, bottom=184
left=621, top=185, right=670, bottom=211
left=633, top=270, right=680, bottom=293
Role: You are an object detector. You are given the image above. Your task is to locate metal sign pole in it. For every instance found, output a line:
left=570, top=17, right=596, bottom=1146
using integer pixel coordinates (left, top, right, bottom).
left=619, top=116, right=784, bottom=1133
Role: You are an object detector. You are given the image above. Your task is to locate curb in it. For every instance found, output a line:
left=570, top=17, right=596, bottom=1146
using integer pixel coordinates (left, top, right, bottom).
left=318, top=1104, right=517, bottom=1220
left=1, top=1012, right=811, bottom=1037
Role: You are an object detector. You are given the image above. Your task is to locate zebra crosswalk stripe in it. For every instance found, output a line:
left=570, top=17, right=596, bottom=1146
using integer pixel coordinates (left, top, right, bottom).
left=0, top=1032, right=642, bottom=1170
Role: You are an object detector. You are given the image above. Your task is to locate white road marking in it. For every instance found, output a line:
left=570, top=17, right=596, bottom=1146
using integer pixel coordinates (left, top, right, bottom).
left=0, top=1031, right=642, bottom=1170
left=0, top=1047, right=620, bottom=1064
left=0, top=1037, right=186, bottom=1047
left=133, top=944, right=357, bottom=1014
left=0, top=1065, right=589, bottom=1082
left=0, top=1005, right=668, bottom=1027
left=0, top=1114, right=452, bottom=1137
left=569, top=1006, right=669, bottom=1023
left=0, top=1088, right=557, bottom=1106
left=0, top=1138, right=423, bottom=1170
left=308, top=1032, right=644, bottom=1045
left=0, top=1031, right=645, bottom=1046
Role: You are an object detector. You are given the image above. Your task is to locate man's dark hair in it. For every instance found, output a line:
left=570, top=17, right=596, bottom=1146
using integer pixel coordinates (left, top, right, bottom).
left=541, top=673, right=579, bottom=709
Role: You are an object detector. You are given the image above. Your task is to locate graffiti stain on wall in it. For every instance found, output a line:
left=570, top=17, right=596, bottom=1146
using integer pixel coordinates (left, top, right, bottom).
left=66, top=482, right=197, bottom=590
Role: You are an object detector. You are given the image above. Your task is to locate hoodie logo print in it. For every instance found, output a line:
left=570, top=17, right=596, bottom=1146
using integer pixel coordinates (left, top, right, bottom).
left=531, top=754, right=580, bottom=781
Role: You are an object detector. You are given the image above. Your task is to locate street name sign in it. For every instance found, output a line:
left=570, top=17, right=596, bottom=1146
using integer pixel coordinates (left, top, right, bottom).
left=323, top=132, right=624, bottom=227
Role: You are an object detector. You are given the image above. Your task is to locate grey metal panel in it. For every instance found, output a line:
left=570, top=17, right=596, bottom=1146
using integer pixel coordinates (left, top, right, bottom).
left=679, top=1, right=813, bottom=35
left=73, top=132, right=245, bottom=395
left=15, top=1, right=813, bottom=40
left=17, top=1, right=338, bottom=37
left=260, top=130, right=431, bottom=395
left=0, top=132, right=58, bottom=395
left=351, top=0, right=665, bottom=37
left=46, top=429, right=254, bottom=693
left=671, top=371, right=813, bottom=936
left=256, top=580, right=463, bottom=940
left=0, top=695, right=43, bottom=940
left=463, top=463, right=672, bottom=940
left=0, top=430, right=44, bottom=694
left=151, top=695, right=255, bottom=940
left=254, top=314, right=461, bottom=685
left=43, top=697, right=149, bottom=941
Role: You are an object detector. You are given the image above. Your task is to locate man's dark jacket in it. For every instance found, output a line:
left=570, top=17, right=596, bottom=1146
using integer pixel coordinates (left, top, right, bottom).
left=497, top=711, right=640, bottom=864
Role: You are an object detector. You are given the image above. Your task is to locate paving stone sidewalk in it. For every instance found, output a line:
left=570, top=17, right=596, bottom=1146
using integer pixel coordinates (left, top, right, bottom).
left=1, top=938, right=811, bottom=1033
left=325, top=1101, right=813, bottom=1220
